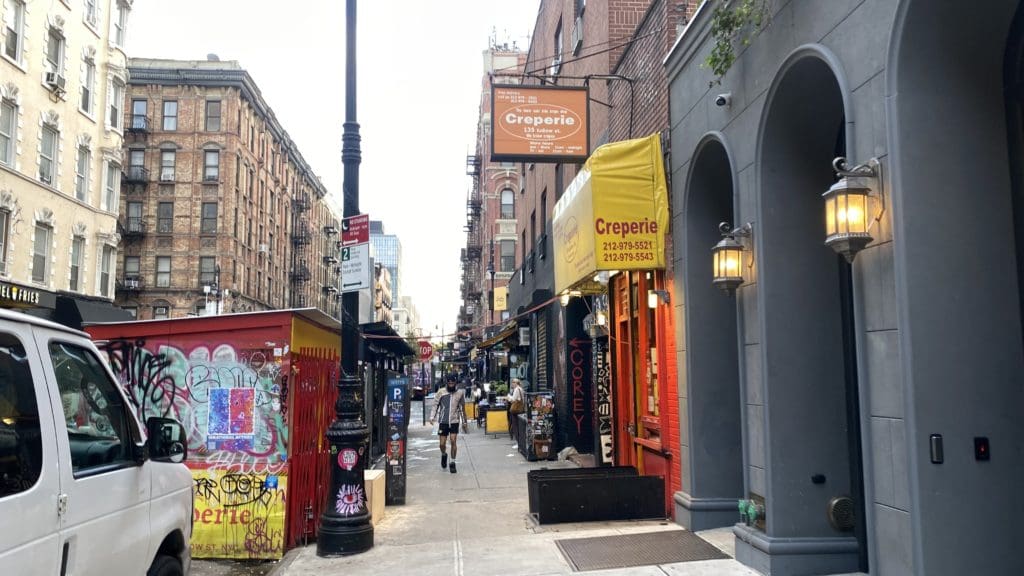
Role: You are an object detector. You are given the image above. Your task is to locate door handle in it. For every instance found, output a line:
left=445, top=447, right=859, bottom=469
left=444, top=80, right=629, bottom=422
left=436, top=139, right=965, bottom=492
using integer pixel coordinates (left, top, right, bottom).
left=626, top=423, right=636, bottom=437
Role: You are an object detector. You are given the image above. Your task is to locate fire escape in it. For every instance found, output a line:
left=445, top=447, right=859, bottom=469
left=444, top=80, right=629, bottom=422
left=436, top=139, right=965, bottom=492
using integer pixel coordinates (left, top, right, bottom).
left=116, top=111, right=150, bottom=296
left=290, top=192, right=312, bottom=308
left=459, top=154, right=483, bottom=333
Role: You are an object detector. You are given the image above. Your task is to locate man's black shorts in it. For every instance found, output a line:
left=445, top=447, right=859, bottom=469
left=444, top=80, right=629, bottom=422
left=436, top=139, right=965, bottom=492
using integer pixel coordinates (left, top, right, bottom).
left=438, top=422, right=461, bottom=436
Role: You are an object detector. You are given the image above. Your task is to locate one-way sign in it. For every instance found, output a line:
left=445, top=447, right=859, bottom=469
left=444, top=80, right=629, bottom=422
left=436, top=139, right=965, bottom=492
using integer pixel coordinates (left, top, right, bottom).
left=340, top=242, right=371, bottom=292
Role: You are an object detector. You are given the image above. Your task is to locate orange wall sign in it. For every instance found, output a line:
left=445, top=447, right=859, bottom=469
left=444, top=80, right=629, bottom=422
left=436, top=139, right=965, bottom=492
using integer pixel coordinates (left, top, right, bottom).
left=491, top=85, right=589, bottom=162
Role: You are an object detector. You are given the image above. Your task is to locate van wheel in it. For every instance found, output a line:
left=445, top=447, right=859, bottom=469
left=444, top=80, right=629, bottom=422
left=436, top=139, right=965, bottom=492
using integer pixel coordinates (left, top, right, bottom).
left=147, top=555, right=183, bottom=576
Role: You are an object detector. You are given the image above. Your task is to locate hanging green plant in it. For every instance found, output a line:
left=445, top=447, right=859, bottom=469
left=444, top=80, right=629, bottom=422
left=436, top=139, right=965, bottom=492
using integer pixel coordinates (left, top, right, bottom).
left=702, top=0, right=770, bottom=85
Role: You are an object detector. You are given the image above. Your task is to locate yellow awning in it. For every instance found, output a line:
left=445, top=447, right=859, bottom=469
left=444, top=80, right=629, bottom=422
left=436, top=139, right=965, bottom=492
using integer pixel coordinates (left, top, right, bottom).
left=552, top=133, right=669, bottom=295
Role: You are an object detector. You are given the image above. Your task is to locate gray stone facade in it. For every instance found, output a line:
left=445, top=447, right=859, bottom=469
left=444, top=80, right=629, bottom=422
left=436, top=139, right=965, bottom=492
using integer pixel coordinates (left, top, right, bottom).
left=666, top=1, right=1024, bottom=575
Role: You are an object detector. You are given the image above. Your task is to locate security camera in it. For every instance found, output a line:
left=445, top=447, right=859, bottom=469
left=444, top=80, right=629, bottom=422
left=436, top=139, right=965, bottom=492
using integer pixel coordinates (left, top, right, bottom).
left=714, top=93, right=732, bottom=107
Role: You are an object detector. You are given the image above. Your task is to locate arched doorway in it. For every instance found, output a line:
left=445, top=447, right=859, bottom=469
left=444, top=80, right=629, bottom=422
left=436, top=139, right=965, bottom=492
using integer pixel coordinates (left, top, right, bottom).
left=887, top=1, right=1024, bottom=574
left=676, top=135, right=744, bottom=530
left=740, top=48, right=865, bottom=574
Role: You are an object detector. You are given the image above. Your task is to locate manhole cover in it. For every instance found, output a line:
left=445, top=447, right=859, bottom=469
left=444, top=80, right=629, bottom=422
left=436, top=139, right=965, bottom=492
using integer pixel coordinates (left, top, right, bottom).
left=555, top=530, right=728, bottom=572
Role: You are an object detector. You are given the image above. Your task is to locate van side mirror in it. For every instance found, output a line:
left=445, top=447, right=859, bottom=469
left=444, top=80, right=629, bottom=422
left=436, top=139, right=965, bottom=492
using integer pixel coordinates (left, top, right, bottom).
left=146, top=417, right=187, bottom=464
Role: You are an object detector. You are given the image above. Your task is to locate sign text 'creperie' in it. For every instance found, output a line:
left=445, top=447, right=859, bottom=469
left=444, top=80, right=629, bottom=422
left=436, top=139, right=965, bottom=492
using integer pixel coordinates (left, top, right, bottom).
left=491, top=85, right=589, bottom=163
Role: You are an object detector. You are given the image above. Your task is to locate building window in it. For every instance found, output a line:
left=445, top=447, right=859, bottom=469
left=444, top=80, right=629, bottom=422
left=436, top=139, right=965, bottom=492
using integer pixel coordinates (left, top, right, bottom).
left=153, top=305, right=168, bottom=319
left=162, top=101, right=177, bottom=131
left=160, top=150, right=175, bottom=181
left=32, top=224, right=51, bottom=284
left=199, top=256, right=216, bottom=287
left=205, top=100, right=221, bottom=131
left=3, top=0, right=24, bottom=61
left=0, top=98, right=13, bottom=166
left=203, top=150, right=219, bottom=181
left=102, top=161, right=119, bottom=211
left=124, top=306, right=137, bottom=319
left=200, top=202, right=217, bottom=234
left=500, top=188, right=515, bottom=219
left=81, top=58, right=95, bottom=114
left=130, top=99, right=146, bottom=130
left=500, top=239, right=515, bottom=272
left=74, top=146, right=90, bottom=201
left=111, top=1, right=127, bottom=46
left=69, top=236, right=83, bottom=291
left=123, top=254, right=139, bottom=282
left=84, top=0, right=98, bottom=27
left=39, top=125, right=58, bottom=185
left=157, top=201, right=173, bottom=233
left=0, top=210, right=8, bottom=275
left=46, top=28, right=64, bottom=72
left=99, top=245, right=113, bottom=297
left=155, top=256, right=170, bottom=288
left=126, top=201, right=142, bottom=233
left=107, top=79, right=124, bottom=129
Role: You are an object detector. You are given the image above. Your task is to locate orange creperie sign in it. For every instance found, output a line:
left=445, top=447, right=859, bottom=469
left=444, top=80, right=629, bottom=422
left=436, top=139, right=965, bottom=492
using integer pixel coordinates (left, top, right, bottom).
left=491, top=85, right=589, bottom=163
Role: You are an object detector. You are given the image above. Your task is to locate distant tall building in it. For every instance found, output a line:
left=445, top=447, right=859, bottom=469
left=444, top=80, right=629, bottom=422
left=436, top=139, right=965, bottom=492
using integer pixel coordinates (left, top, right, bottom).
left=369, top=220, right=402, bottom=300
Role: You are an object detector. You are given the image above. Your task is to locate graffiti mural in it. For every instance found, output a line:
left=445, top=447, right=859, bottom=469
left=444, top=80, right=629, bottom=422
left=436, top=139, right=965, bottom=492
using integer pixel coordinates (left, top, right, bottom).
left=99, top=337, right=290, bottom=558
left=191, top=469, right=287, bottom=559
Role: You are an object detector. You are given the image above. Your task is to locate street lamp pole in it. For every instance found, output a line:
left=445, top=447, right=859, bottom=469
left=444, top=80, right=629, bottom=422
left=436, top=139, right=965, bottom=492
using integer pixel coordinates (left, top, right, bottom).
left=317, top=0, right=373, bottom=556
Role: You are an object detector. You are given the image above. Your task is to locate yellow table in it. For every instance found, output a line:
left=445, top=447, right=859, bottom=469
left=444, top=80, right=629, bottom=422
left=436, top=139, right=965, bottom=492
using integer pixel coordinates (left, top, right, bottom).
left=465, top=402, right=477, bottom=420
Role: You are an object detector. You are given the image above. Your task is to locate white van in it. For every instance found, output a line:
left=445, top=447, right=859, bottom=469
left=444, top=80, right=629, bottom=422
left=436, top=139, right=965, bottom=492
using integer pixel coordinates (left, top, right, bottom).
left=0, top=310, right=192, bottom=575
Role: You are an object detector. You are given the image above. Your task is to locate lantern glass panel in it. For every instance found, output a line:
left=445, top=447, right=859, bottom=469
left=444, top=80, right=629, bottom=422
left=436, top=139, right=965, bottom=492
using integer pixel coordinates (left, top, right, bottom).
left=825, top=195, right=837, bottom=236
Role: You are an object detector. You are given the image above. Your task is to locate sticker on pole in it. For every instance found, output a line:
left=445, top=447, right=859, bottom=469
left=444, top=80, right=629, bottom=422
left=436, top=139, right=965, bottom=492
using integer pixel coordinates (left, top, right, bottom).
left=338, top=448, right=359, bottom=471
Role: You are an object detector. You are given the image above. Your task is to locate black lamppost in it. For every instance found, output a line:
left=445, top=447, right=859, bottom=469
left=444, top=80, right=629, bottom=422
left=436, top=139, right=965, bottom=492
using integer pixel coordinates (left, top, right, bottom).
left=317, top=0, right=373, bottom=557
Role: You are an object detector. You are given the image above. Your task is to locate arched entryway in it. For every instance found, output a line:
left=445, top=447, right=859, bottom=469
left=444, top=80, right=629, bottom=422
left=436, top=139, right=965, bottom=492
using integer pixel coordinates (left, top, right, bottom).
left=735, top=47, right=866, bottom=574
left=887, top=1, right=1024, bottom=574
left=675, top=135, right=744, bottom=530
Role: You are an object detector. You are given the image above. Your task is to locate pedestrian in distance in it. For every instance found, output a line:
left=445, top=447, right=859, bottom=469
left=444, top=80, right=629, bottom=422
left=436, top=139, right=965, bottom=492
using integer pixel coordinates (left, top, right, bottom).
left=430, top=374, right=469, bottom=473
left=506, top=377, right=525, bottom=441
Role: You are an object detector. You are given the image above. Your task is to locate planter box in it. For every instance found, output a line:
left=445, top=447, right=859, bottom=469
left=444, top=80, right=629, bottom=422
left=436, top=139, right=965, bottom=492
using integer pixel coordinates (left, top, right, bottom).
left=527, top=466, right=665, bottom=524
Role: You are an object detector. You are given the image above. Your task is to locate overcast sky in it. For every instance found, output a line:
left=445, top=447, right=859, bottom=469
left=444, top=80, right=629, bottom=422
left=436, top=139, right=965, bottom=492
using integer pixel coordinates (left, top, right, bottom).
left=128, top=1, right=539, bottom=336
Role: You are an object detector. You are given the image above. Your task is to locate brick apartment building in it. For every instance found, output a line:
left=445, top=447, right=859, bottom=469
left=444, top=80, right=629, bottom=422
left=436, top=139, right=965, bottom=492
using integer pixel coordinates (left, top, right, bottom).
left=460, top=44, right=527, bottom=337
left=117, top=57, right=341, bottom=320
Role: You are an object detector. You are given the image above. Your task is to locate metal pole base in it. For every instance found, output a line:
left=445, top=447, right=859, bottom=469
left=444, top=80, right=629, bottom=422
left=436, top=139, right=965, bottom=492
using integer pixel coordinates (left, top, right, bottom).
left=316, top=516, right=374, bottom=557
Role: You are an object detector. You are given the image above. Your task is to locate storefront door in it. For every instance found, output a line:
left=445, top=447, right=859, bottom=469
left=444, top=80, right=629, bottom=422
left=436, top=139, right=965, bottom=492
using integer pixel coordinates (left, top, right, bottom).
left=612, top=271, right=670, bottom=495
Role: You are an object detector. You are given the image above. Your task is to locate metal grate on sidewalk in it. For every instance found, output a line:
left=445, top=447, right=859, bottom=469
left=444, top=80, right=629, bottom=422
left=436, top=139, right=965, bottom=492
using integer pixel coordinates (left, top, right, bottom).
left=555, top=529, right=729, bottom=572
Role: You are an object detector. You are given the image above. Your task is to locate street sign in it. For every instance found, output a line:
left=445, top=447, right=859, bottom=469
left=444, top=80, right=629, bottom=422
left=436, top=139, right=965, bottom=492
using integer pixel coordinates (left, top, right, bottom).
left=417, top=340, right=433, bottom=362
left=340, top=243, right=371, bottom=292
left=342, top=214, right=370, bottom=246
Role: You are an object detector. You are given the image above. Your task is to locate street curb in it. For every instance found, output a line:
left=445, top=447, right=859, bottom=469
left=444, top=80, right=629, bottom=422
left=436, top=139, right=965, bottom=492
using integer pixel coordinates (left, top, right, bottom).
left=265, top=546, right=303, bottom=576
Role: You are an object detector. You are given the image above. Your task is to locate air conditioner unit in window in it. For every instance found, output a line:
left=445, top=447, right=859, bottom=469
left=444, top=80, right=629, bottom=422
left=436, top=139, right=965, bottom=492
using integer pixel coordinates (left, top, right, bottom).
left=44, top=71, right=66, bottom=92
left=159, top=171, right=174, bottom=182
left=258, top=243, right=269, bottom=254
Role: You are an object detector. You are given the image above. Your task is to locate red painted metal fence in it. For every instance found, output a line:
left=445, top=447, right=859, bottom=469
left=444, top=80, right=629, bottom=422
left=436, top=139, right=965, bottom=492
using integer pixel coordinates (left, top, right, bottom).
left=286, top=348, right=340, bottom=549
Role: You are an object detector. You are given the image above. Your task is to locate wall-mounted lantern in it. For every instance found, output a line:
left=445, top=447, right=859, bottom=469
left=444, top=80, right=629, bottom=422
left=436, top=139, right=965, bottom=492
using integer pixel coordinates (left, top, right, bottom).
left=824, top=157, right=885, bottom=262
left=712, top=222, right=753, bottom=295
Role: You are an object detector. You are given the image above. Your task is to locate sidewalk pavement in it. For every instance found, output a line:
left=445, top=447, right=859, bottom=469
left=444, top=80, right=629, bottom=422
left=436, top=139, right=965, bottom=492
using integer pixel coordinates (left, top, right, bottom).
left=275, top=400, right=760, bottom=576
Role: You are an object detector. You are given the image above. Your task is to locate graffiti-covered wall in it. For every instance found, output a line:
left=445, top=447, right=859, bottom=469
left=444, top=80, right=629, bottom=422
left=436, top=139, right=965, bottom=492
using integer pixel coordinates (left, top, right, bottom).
left=90, top=320, right=292, bottom=559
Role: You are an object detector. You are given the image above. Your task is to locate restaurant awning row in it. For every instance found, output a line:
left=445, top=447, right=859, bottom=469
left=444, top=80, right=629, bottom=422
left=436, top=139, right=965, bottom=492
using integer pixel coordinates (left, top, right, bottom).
left=360, top=321, right=416, bottom=357
left=552, top=133, right=669, bottom=295
left=475, top=323, right=519, bottom=351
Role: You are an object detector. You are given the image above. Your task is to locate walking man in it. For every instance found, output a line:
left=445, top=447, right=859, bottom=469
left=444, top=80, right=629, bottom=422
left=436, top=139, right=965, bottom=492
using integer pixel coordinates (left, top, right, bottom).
left=430, top=374, right=468, bottom=473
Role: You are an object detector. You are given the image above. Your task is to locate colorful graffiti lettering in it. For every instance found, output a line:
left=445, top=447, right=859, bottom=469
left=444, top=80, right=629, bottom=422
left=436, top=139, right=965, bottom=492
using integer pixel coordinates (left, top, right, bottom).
left=192, top=469, right=287, bottom=559
left=99, top=339, right=181, bottom=417
left=99, top=339, right=288, bottom=468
